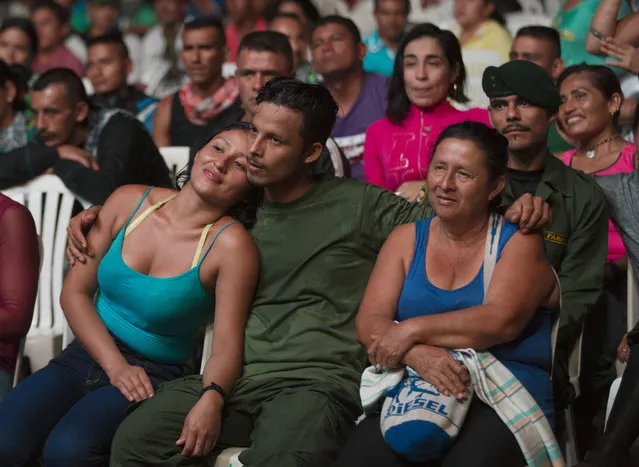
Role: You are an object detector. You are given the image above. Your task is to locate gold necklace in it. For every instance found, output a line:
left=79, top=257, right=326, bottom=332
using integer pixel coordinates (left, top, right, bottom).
left=584, top=134, right=621, bottom=159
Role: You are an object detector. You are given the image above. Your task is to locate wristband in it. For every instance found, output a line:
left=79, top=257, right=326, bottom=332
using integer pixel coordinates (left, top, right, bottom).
left=200, top=382, right=227, bottom=402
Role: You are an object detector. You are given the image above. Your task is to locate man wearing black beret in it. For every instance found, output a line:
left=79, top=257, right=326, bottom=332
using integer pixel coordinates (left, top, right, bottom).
left=484, top=61, right=609, bottom=420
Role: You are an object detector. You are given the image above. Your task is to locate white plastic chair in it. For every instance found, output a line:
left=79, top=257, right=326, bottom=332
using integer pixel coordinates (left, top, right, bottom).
left=462, top=49, right=503, bottom=108
left=12, top=235, right=44, bottom=388
left=2, top=175, right=90, bottom=373
left=159, top=146, right=191, bottom=185
left=505, top=13, right=552, bottom=37
left=222, top=63, right=237, bottom=79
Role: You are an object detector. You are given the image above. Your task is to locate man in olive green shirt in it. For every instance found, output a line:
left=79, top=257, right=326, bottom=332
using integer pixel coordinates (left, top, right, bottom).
left=68, top=78, right=549, bottom=467
left=482, top=61, right=608, bottom=409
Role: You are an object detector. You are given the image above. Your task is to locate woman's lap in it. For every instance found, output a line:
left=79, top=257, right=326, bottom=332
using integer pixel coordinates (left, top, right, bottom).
left=334, top=398, right=525, bottom=467
left=0, top=339, right=187, bottom=465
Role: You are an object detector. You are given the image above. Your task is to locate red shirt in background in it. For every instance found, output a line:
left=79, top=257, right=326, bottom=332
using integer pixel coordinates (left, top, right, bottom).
left=0, top=194, right=39, bottom=375
left=32, top=45, right=85, bottom=78
left=225, top=17, right=267, bottom=63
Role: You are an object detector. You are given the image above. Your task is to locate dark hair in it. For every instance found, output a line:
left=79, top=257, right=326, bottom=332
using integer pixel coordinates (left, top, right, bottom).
left=183, top=17, right=226, bottom=46
left=237, top=31, right=294, bottom=73
left=86, top=30, right=129, bottom=59
left=268, top=12, right=303, bottom=27
left=557, top=64, right=623, bottom=125
left=0, top=60, right=27, bottom=112
left=256, top=77, right=338, bottom=150
left=177, top=122, right=263, bottom=229
left=516, top=26, right=561, bottom=59
left=0, top=18, right=39, bottom=59
left=486, top=0, right=506, bottom=26
left=32, top=67, right=88, bottom=106
left=374, top=0, right=411, bottom=14
left=32, top=1, right=70, bottom=25
left=312, top=15, right=362, bottom=44
left=265, top=0, right=320, bottom=25
left=387, top=23, right=469, bottom=124
left=432, top=121, right=508, bottom=210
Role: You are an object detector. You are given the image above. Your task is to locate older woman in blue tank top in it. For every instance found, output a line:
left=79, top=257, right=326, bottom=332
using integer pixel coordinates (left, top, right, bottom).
left=336, top=122, right=559, bottom=467
left=0, top=122, right=260, bottom=466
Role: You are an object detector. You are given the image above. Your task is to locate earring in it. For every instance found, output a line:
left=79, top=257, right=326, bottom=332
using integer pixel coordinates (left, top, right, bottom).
left=451, top=83, right=458, bottom=99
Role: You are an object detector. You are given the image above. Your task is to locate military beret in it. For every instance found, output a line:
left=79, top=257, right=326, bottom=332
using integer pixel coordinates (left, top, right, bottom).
left=482, top=60, right=561, bottom=110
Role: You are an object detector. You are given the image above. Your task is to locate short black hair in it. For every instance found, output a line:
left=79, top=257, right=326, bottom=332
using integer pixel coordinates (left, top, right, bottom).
left=32, top=67, right=88, bottom=106
left=265, top=0, right=320, bottom=24
left=256, top=77, right=338, bottom=150
left=312, top=15, right=362, bottom=44
left=387, top=23, right=469, bottom=124
left=432, top=121, right=508, bottom=210
left=32, top=1, right=70, bottom=25
left=237, top=31, right=294, bottom=74
left=374, top=0, right=411, bottom=14
left=516, top=26, right=561, bottom=60
left=86, top=30, right=129, bottom=59
left=268, top=12, right=303, bottom=27
left=183, top=16, right=226, bottom=46
left=0, top=18, right=39, bottom=59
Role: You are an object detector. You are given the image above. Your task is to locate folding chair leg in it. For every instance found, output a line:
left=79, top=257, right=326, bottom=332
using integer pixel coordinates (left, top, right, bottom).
left=563, top=406, right=580, bottom=465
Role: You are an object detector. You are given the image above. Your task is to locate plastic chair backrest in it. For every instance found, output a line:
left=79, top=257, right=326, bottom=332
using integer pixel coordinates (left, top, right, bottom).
left=462, top=49, right=503, bottom=108
left=2, top=175, right=89, bottom=336
left=12, top=234, right=43, bottom=387
left=200, top=323, right=214, bottom=374
left=159, top=146, right=190, bottom=185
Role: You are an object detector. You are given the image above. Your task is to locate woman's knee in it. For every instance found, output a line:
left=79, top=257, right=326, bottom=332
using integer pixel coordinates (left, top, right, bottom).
left=43, top=425, right=103, bottom=467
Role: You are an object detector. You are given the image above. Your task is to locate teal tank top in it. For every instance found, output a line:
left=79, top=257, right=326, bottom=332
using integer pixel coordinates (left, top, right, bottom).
left=95, top=187, right=237, bottom=363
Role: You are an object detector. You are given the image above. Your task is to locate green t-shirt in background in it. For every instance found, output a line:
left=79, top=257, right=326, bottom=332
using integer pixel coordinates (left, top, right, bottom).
left=553, top=0, right=631, bottom=77
left=241, top=178, right=432, bottom=410
left=548, top=121, right=573, bottom=155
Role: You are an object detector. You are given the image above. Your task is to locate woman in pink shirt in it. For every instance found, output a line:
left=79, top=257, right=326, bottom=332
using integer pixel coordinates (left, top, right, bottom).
left=558, top=64, right=634, bottom=264
left=363, top=23, right=490, bottom=201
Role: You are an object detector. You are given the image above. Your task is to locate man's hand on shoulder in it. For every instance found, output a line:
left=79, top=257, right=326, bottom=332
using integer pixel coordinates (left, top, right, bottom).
left=57, top=145, right=100, bottom=171
left=504, top=193, right=552, bottom=234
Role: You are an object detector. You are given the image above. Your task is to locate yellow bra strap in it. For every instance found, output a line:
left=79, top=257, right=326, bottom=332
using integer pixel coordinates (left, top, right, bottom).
left=125, top=194, right=177, bottom=237
left=191, top=223, right=215, bottom=269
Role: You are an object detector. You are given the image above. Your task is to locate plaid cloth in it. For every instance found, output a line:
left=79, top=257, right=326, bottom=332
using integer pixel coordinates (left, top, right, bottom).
left=452, top=349, right=565, bottom=467
left=178, top=78, right=239, bottom=125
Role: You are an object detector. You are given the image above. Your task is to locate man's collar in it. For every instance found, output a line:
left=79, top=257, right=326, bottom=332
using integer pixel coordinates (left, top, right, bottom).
left=502, top=152, right=573, bottom=206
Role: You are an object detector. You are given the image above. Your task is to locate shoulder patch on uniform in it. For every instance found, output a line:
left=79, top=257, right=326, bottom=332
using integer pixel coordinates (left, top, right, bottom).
left=544, top=231, right=568, bottom=245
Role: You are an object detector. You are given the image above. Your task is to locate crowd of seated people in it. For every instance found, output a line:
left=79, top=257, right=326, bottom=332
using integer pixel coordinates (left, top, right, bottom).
left=3, top=0, right=639, bottom=466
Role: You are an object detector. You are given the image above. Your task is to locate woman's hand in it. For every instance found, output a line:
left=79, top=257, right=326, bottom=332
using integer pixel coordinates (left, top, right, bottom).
left=395, top=181, right=425, bottom=202
left=618, top=333, right=631, bottom=363
left=406, top=344, right=470, bottom=400
left=107, top=363, right=155, bottom=402
left=602, top=37, right=639, bottom=74
left=368, top=322, right=416, bottom=369
left=177, top=393, right=223, bottom=457
left=66, top=205, right=102, bottom=265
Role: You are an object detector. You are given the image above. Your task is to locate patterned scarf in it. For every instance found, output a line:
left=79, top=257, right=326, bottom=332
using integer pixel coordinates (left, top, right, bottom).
left=178, top=78, right=239, bottom=125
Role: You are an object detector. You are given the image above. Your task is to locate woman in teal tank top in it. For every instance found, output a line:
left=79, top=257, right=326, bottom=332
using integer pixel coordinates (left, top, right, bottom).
left=0, top=123, right=260, bottom=466
left=336, top=122, right=560, bottom=467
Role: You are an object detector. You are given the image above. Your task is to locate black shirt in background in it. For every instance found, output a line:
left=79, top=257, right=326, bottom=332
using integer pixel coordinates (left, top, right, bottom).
left=507, top=167, right=544, bottom=200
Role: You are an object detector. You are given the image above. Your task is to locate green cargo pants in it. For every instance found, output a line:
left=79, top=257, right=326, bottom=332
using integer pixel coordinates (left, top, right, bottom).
left=110, top=375, right=358, bottom=467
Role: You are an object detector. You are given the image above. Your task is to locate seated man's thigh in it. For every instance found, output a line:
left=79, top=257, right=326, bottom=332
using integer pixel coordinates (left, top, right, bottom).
left=240, top=386, right=357, bottom=467
left=111, top=375, right=203, bottom=466
left=441, top=399, right=525, bottom=467
left=43, top=385, right=130, bottom=466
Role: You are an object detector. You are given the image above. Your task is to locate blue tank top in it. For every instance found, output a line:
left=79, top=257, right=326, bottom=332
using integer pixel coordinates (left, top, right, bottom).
left=397, top=217, right=554, bottom=421
left=95, top=188, right=235, bottom=364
